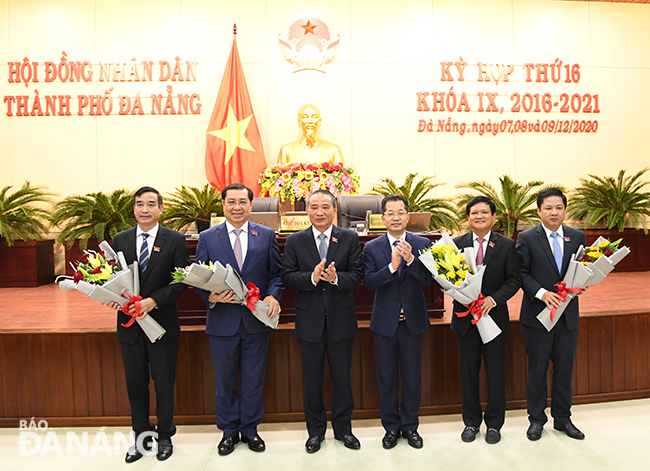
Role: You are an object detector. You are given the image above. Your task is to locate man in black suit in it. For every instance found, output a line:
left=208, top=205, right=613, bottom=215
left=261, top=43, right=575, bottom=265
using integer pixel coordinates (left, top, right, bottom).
left=281, top=189, right=364, bottom=453
left=452, top=196, right=521, bottom=445
left=109, top=186, right=190, bottom=463
left=517, top=188, right=587, bottom=441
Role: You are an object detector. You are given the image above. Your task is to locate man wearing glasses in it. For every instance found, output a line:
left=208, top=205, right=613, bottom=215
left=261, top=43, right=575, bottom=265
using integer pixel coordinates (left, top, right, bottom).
left=363, top=195, right=434, bottom=449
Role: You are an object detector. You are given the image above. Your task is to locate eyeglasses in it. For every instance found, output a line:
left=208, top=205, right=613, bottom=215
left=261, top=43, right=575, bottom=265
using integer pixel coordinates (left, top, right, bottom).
left=384, top=211, right=407, bottom=218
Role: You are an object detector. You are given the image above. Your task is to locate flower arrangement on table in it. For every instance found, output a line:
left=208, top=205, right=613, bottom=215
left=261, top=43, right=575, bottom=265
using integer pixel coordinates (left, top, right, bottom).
left=259, top=162, right=360, bottom=203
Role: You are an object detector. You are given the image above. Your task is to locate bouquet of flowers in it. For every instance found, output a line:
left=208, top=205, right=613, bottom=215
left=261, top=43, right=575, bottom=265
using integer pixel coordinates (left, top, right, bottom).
left=56, top=241, right=166, bottom=342
left=259, top=162, right=360, bottom=203
left=419, top=232, right=500, bottom=343
left=70, top=250, right=120, bottom=285
left=536, top=236, right=631, bottom=332
left=172, top=260, right=277, bottom=329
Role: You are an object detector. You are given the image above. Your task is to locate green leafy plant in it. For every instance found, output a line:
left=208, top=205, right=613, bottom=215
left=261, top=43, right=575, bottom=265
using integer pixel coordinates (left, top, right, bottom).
left=161, top=184, right=223, bottom=233
left=50, top=189, right=136, bottom=249
left=568, top=168, right=650, bottom=234
left=367, top=173, right=459, bottom=231
left=0, top=181, right=54, bottom=246
left=455, top=175, right=565, bottom=238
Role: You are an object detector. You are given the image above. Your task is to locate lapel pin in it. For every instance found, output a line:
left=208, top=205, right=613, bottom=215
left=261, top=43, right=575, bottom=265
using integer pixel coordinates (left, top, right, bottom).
left=564, top=237, right=570, bottom=242
left=252, top=230, right=258, bottom=236
left=489, top=241, right=495, bottom=248
left=153, top=246, right=160, bottom=252
left=332, top=237, right=338, bottom=243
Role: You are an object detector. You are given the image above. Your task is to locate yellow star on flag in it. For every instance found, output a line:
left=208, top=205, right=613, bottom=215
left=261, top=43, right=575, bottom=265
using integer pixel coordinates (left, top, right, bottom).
left=207, top=104, right=255, bottom=164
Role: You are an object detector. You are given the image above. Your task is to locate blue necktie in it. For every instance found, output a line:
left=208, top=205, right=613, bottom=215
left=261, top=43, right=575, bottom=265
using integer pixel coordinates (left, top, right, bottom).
left=139, top=233, right=150, bottom=273
left=551, top=232, right=562, bottom=273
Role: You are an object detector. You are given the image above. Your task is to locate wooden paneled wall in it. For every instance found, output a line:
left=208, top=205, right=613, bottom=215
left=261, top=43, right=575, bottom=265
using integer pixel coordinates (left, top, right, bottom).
left=2, top=313, right=649, bottom=427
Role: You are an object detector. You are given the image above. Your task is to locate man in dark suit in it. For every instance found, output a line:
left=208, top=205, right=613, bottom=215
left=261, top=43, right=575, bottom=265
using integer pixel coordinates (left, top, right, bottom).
left=452, top=196, right=521, bottom=445
left=109, top=186, right=190, bottom=463
left=517, top=188, right=587, bottom=441
left=195, top=183, right=283, bottom=456
left=363, top=195, right=434, bottom=449
left=281, top=189, right=364, bottom=453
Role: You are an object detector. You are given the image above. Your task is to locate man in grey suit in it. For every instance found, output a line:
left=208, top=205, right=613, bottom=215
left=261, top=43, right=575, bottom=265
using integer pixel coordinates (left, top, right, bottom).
left=517, top=188, right=586, bottom=441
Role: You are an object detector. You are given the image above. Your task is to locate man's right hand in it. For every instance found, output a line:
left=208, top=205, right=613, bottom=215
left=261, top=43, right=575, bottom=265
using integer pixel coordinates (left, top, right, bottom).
left=312, top=258, right=327, bottom=284
left=391, top=246, right=402, bottom=271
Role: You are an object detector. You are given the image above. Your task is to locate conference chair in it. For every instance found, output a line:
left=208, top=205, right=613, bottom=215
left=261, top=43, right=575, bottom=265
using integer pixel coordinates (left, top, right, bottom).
left=337, top=195, right=383, bottom=229
left=251, top=197, right=280, bottom=213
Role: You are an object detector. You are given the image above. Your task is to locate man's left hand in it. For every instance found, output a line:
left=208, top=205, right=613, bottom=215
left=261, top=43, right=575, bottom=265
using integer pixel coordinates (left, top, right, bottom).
left=321, top=261, right=337, bottom=283
left=264, top=295, right=281, bottom=318
left=395, top=240, right=414, bottom=264
left=481, top=296, right=495, bottom=316
left=122, top=297, right=157, bottom=318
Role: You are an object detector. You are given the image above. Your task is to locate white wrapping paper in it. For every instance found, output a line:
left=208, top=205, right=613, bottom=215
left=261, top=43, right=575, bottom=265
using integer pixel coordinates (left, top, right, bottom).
left=419, top=234, right=502, bottom=344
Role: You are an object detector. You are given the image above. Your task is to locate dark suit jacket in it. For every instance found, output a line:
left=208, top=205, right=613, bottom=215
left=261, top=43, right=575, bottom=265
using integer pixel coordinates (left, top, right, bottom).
left=281, top=225, right=364, bottom=343
left=363, top=233, right=434, bottom=337
left=112, top=225, right=190, bottom=344
left=451, top=231, right=521, bottom=336
left=516, top=224, right=586, bottom=331
left=194, top=222, right=283, bottom=336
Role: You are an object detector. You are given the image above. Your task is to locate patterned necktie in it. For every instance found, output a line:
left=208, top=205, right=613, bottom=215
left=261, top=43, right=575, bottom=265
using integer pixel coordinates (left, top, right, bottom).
left=318, top=233, right=328, bottom=260
left=139, top=233, right=149, bottom=273
left=551, top=232, right=563, bottom=272
left=476, top=237, right=485, bottom=265
left=233, top=229, right=244, bottom=270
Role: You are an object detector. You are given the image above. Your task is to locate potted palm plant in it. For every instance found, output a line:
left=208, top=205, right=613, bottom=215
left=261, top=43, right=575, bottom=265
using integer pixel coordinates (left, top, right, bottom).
left=0, top=181, right=56, bottom=286
left=454, top=175, right=565, bottom=238
left=368, top=172, right=459, bottom=231
left=568, top=168, right=650, bottom=271
left=161, top=184, right=223, bottom=233
left=49, top=189, right=137, bottom=275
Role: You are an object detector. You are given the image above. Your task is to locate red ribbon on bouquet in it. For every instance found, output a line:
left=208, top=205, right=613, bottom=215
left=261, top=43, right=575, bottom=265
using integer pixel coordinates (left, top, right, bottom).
left=456, top=294, right=485, bottom=325
left=246, top=282, right=261, bottom=311
left=549, top=282, right=582, bottom=321
left=120, top=293, right=143, bottom=327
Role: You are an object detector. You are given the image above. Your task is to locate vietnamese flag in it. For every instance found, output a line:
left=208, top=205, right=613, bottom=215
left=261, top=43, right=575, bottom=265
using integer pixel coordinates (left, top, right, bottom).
left=205, top=29, right=267, bottom=195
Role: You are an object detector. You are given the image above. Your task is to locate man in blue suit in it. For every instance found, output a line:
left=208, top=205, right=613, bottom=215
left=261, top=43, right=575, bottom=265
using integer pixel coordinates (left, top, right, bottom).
left=363, top=195, right=434, bottom=449
left=517, top=188, right=586, bottom=441
left=195, top=183, right=283, bottom=455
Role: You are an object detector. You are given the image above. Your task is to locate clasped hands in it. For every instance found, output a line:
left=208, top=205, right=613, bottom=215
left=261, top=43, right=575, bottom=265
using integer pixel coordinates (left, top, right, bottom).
left=312, top=258, right=337, bottom=284
left=391, top=240, right=414, bottom=270
left=208, top=290, right=281, bottom=318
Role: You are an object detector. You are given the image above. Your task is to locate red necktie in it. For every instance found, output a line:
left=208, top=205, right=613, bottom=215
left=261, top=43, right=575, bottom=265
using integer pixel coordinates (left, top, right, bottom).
left=476, top=237, right=485, bottom=265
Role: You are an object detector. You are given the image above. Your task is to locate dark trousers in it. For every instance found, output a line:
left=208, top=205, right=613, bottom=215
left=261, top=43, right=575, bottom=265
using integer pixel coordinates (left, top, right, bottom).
left=298, top=326, right=355, bottom=437
left=522, top=320, right=579, bottom=426
left=119, top=333, right=179, bottom=440
left=374, top=321, right=423, bottom=432
left=457, top=326, right=506, bottom=430
left=208, top=324, right=270, bottom=437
